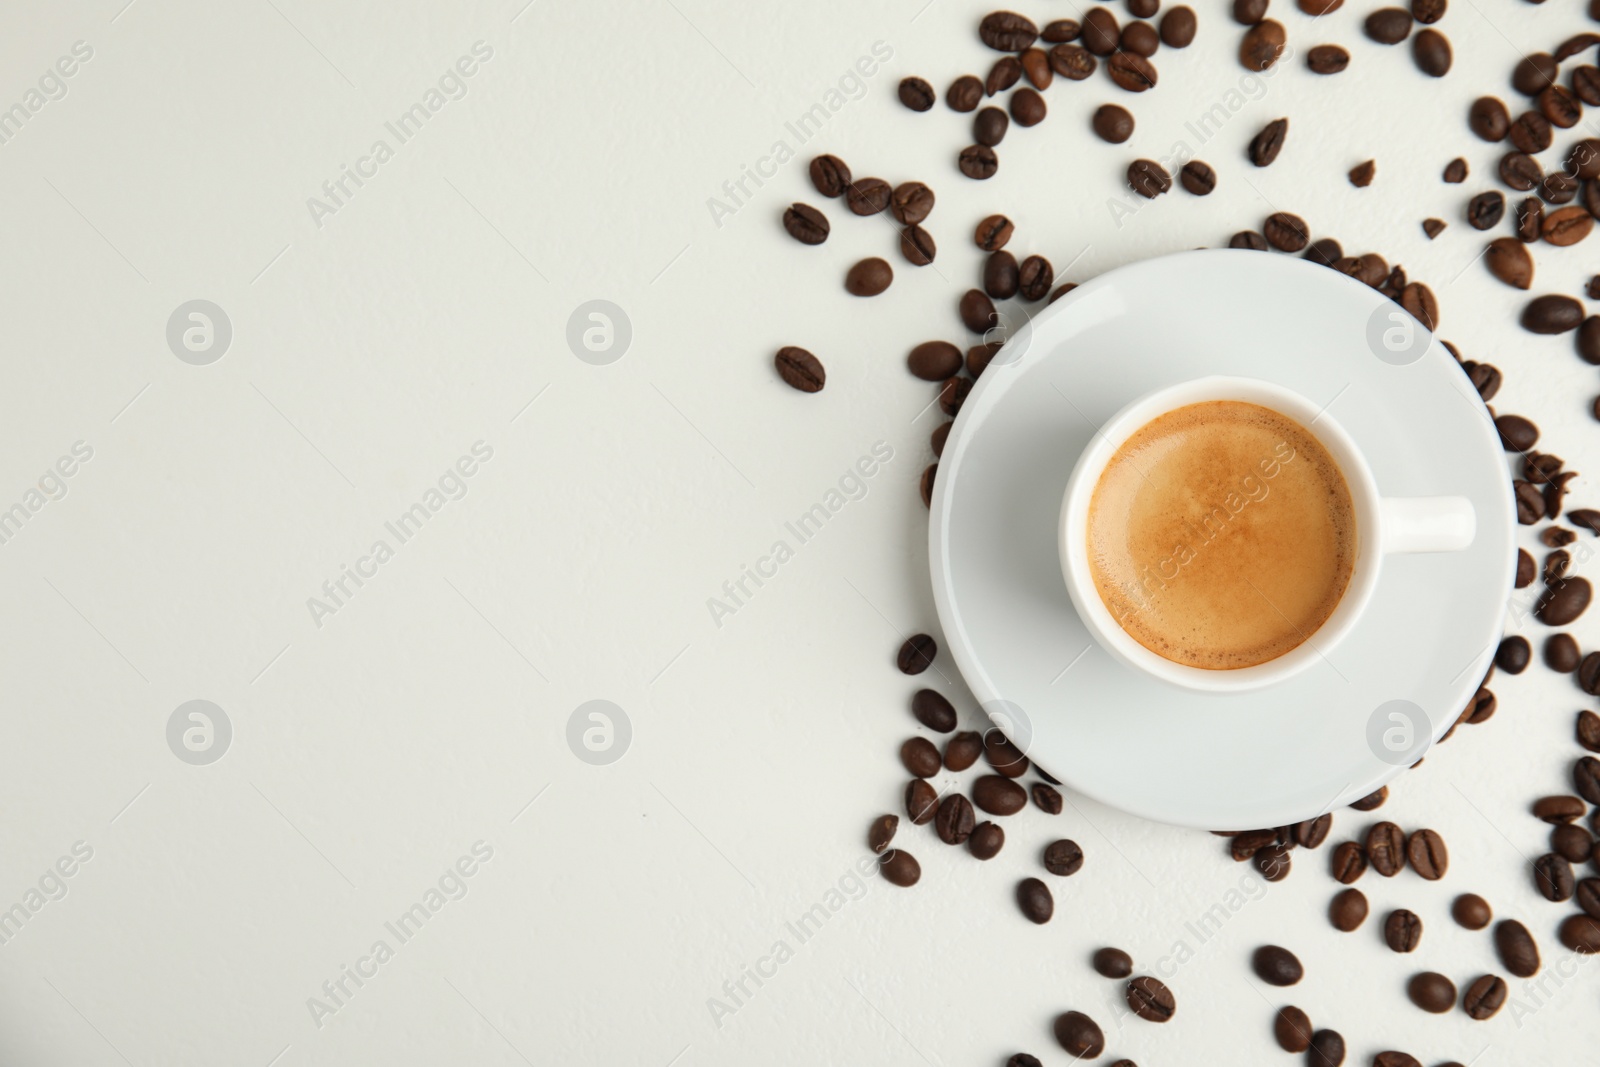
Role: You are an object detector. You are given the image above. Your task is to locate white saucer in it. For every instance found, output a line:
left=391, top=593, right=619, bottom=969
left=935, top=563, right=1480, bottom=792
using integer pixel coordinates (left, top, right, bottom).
left=928, top=249, right=1515, bottom=830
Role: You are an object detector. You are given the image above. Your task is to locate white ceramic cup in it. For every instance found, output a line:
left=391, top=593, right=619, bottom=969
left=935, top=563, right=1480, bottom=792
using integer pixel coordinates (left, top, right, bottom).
left=1058, top=376, right=1476, bottom=693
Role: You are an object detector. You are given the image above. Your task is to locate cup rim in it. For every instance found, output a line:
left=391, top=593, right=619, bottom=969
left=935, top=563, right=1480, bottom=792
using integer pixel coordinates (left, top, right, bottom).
left=1058, top=375, right=1382, bottom=693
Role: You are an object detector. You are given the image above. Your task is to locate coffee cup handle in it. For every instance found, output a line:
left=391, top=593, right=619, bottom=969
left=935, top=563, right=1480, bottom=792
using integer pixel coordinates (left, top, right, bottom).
left=1380, top=497, right=1476, bottom=554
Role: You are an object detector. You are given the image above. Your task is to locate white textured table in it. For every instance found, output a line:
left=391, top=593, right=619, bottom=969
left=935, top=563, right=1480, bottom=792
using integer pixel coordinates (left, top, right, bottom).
left=1, top=0, right=1597, bottom=1063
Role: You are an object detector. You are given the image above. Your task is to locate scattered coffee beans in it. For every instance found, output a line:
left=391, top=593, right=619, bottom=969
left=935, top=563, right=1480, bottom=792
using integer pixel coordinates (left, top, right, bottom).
left=898, top=77, right=935, bottom=111
left=1251, top=945, right=1303, bottom=986
left=1367, top=821, right=1406, bottom=876
left=1043, top=838, right=1085, bottom=875
left=968, top=820, right=1004, bottom=859
left=1463, top=974, right=1507, bottom=1019
left=1125, top=975, right=1175, bottom=1021
left=1407, top=971, right=1456, bottom=1013
left=879, top=849, right=921, bottom=887
left=1249, top=117, right=1288, bottom=166
left=868, top=814, right=897, bottom=853
left=1452, top=893, right=1492, bottom=930
left=1094, top=947, right=1133, bottom=978
left=897, top=634, right=937, bottom=674
left=1384, top=909, right=1422, bottom=952
left=973, top=775, right=1027, bottom=815
left=1052, top=1012, right=1104, bottom=1058
left=1274, top=1005, right=1313, bottom=1052
left=775, top=346, right=826, bottom=392
left=1017, top=877, right=1053, bottom=923
left=1329, top=887, right=1369, bottom=931
left=901, top=736, right=941, bottom=777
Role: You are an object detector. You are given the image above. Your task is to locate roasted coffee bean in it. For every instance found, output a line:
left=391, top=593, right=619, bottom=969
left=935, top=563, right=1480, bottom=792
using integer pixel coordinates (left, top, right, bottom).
left=868, top=814, right=898, bottom=853
left=1516, top=480, right=1547, bottom=524
left=1294, top=814, right=1332, bottom=848
left=966, top=342, right=1001, bottom=378
left=1043, top=838, right=1084, bottom=876
left=1495, top=634, right=1531, bottom=672
left=1004, top=1056, right=1040, bottom=1067
left=1423, top=218, right=1446, bottom=240
left=1408, top=972, right=1456, bottom=1013
left=908, top=346, right=959, bottom=386
left=1306, top=44, right=1349, bottom=74
left=879, top=848, right=920, bottom=886
left=1367, top=822, right=1405, bottom=876
left=845, top=257, right=892, bottom=297
left=1053, top=1012, right=1104, bottom=1058
left=1126, top=975, right=1175, bottom=1021
left=934, top=793, right=975, bottom=844
left=1349, top=159, right=1377, bottom=187
left=1240, top=20, right=1287, bottom=71
left=979, top=11, right=1039, bottom=51
left=896, top=224, right=935, bottom=267
left=1351, top=786, right=1388, bottom=811
left=1535, top=853, right=1576, bottom=901
left=1545, top=633, right=1581, bottom=673
left=897, top=633, right=937, bottom=674
left=959, top=291, right=998, bottom=335
left=1083, top=7, right=1121, bottom=54
left=1108, top=50, right=1158, bottom=91
left=1514, top=53, right=1559, bottom=95
left=1017, top=876, right=1054, bottom=923
left=1577, top=65, right=1600, bottom=107
left=1252, top=945, right=1303, bottom=986
left=774, top=346, right=827, bottom=393
left=1494, top=919, right=1541, bottom=978
left=1516, top=196, right=1544, bottom=241
left=1256, top=844, right=1292, bottom=881
left=845, top=177, right=891, bottom=215
left=890, top=182, right=935, bottom=226
left=1129, top=0, right=1159, bottom=16
left=974, top=214, right=1014, bottom=252
left=944, top=732, right=982, bottom=773
left=1043, top=18, right=1081, bottom=42
left=1578, top=877, right=1600, bottom=917
left=1021, top=47, right=1053, bottom=89
left=1466, top=360, right=1502, bottom=400
left=1128, top=159, right=1173, bottom=198
left=1019, top=256, right=1054, bottom=301
left=1407, top=829, right=1448, bottom=879
left=1329, top=887, right=1369, bottom=931
left=1384, top=909, right=1422, bottom=952
left=939, top=376, right=972, bottom=417
left=947, top=74, right=984, bottom=112
left=1307, top=1030, right=1345, bottom=1067
left=783, top=203, right=829, bottom=245
left=1444, top=157, right=1468, bottom=183
left=983, top=252, right=1020, bottom=300
left=1553, top=823, right=1592, bottom=863
left=1572, top=508, right=1600, bottom=535
left=899, top=76, right=935, bottom=111
left=1500, top=151, right=1543, bottom=191
left=1579, top=710, right=1600, bottom=750
left=1542, top=206, right=1593, bottom=244
left=1511, top=111, right=1554, bottom=154
left=1298, top=0, right=1341, bottom=10
left=1231, top=829, right=1277, bottom=861
left=975, top=106, right=1009, bottom=146
left=959, top=144, right=999, bottom=180
left=1331, top=841, right=1368, bottom=883
left=1541, top=84, right=1582, bottom=128
left=1412, top=28, right=1451, bottom=76
left=1497, top=415, right=1540, bottom=453
left=901, top=736, right=941, bottom=777
left=1543, top=172, right=1581, bottom=206
left=1249, top=117, right=1288, bottom=166
left=1263, top=212, right=1308, bottom=251
left=1274, top=1006, right=1313, bottom=1052
left=809, top=154, right=852, bottom=197
left=1560, top=914, right=1600, bottom=953
left=1400, top=283, right=1438, bottom=330
left=1093, top=103, right=1135, bottom=142
left=1230, top=230, right=1270, bottom=250
left=1463, top=974, right=1506, bottom=1019
left=1094, top=947, right=1133, bottom=978
left=968, top=820, right=1004, bottom=859
left=1412, top=0, right=1445, bottom=21
left=972, top=774, right=1027, bottom=815
left=1050, top=43, right=1098, bottom=79
left=1523, top=294, right=1584, bottom=333
left=1556, top=31, right=1600, bottom=61
left=1011, top=88, right=1047, bottom=126
left=1122, top=22, right=1160, bottom=56
left=983, top=731, right=1028, bottom=777
left=1023, top=784, right=1060, bottom=817
left=1470, top=96, right=1511, bottom=141
left=1233, top=0, right=1267, bottom=23
left=1160, top=6, right=1196, bottom=47
left=1483, top=235, right=1529, bottom=285
left=1535, top=795, right=1585, bottom=823
left=1452, top=893, right=1491, bottom=929
left=1578, top=316, right=1600, bottom=362
left=1540, top=577, right=1592, bottom=625
left=1364, top=8, right=1413, bottom=45
left=906, top=779, right=938, bottom=824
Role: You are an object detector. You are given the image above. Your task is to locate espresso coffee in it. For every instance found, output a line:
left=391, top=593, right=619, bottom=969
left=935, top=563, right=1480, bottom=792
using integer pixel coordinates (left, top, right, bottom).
left=1086, top=400, right=1356, bottom=669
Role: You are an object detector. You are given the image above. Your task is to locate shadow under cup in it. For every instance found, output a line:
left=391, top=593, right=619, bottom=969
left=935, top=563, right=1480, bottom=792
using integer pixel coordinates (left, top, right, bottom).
left=1058, top=376, right=1476, bottom=694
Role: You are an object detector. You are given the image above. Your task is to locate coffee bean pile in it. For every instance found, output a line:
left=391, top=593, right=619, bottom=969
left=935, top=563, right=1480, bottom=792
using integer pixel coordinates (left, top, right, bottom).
left=766, top=2, right=1600, bottom=1062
